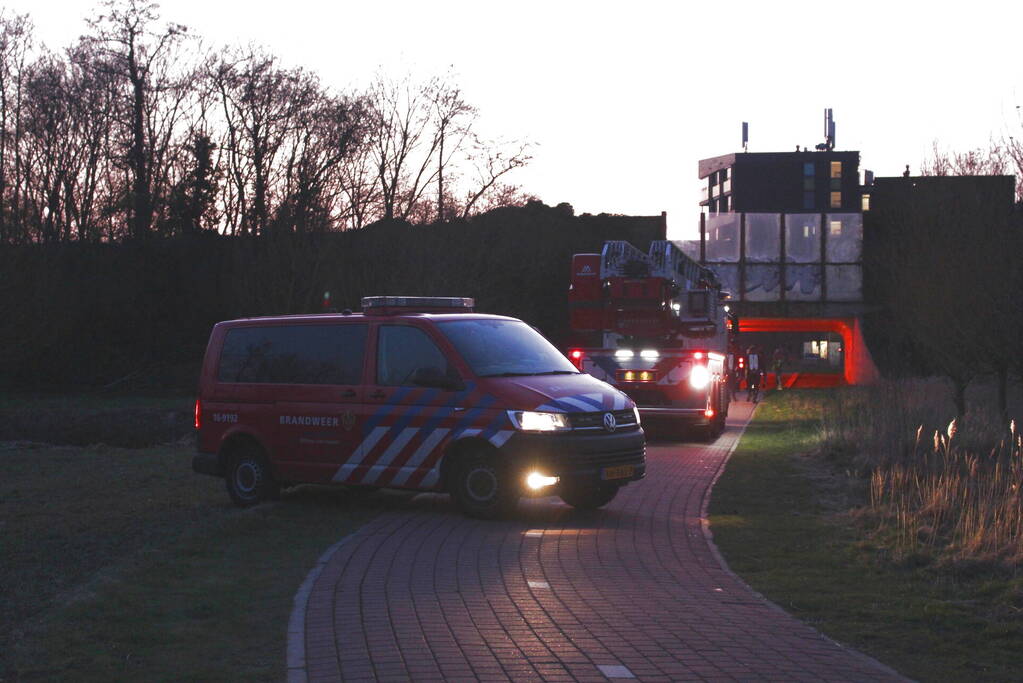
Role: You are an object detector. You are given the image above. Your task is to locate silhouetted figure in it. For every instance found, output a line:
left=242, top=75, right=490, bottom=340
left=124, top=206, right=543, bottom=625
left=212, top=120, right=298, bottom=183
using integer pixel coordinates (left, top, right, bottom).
left=903, top=164, right=911, bottom=177
left=795, top=145, right=801, bottom=152
left=771, top=347, right=785, bottom=391
left=746, top=346, right=762, bottom=402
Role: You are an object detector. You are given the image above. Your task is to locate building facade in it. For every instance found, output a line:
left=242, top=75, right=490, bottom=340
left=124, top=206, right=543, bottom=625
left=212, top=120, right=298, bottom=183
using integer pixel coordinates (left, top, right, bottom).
left=694, top=150, right=878, bottom=385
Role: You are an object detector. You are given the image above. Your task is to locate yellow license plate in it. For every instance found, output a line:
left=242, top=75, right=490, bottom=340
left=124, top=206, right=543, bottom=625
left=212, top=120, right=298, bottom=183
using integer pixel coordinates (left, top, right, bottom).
left=602, top=465, right=634, bottom=480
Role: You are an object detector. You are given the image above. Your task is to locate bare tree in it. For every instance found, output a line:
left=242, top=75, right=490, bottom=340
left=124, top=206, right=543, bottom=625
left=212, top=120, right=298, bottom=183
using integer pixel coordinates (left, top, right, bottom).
left=460, top=138, right=532, bottom=218
left=210, top=47, right=321, bottom=235
left=81, top=0, right=190, bottom=239
left=0, top=12, right=33, bottom=242
left=368, top=71, right=533, bottom=225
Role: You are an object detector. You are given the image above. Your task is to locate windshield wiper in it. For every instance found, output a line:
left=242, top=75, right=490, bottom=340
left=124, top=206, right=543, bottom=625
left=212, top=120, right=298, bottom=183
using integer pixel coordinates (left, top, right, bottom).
left=479, top=372, right=537, bottom=377
left=480, top=370, right=579, bottom=377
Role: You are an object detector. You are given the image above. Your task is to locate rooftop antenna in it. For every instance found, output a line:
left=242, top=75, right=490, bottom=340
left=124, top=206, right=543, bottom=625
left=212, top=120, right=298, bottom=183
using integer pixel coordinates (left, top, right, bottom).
left=741, top=121, right=749, bottom=152
left=824, top=108, right=836, bottom=151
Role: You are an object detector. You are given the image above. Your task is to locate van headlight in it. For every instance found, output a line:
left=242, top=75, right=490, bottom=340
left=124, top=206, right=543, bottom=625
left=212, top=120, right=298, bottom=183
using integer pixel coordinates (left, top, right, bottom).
left=508, top=410, right=571, bottom=432
left=690, top=365, right=711, bottom=389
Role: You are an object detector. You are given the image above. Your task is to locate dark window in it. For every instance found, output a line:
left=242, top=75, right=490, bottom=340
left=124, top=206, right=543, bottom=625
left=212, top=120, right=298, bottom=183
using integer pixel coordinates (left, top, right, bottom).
left=803, top=191, right=815, bottom=210
left=376, top=325, right=455, bottom=386
left=803, top=162, right=815, bottom=176
left=688, top=291, right=709, bottom=317
left=218, top=324, right=367, bottom=385
left=438, top=319, right=578, bottom=377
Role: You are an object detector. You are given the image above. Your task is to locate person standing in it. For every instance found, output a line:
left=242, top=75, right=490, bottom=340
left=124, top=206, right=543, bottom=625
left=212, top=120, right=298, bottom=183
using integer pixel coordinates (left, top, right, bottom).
left=772, top=347, right=785, bottom=391
left=746, top=346, right=761, bottom=402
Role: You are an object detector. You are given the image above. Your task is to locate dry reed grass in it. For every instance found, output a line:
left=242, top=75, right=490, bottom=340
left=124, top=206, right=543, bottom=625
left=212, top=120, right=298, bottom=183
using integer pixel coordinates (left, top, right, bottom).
left=820, top=379, right=1023, bottom=571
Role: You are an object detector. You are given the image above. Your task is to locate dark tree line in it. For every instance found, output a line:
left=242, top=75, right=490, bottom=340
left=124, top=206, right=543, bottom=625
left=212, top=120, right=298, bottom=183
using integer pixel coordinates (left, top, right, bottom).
left=0, top=204, right=664, bottom=389
left=864, top=161, right=1021, bottom=417
left=0, top=1, right=532, bottom=244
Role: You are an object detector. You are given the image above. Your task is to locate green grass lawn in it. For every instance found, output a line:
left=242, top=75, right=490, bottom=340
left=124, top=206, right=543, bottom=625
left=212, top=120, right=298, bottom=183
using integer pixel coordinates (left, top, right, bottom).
left=1, top=439, right=381, bottom=681
left=709, top=391, right=1023, bottom=682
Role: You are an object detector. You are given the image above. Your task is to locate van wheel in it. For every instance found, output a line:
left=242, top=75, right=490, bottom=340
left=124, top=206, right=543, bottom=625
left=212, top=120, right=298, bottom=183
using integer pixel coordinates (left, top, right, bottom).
left=225, top=446, right=279, bottom=507
left=451, top=452, right=520, bottom=519
left=560, top=484, right=618, bottom=510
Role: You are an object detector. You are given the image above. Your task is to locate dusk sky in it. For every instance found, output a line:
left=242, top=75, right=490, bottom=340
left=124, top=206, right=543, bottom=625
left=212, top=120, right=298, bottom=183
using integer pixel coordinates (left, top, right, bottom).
left=8, top=0, right=1022, bottom=239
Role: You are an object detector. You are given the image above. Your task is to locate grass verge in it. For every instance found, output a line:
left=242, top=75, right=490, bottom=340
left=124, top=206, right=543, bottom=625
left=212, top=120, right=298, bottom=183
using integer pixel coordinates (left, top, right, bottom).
left=1, top=440, right=382, bottom=681
left=709, top=390, right=1023, bottom=682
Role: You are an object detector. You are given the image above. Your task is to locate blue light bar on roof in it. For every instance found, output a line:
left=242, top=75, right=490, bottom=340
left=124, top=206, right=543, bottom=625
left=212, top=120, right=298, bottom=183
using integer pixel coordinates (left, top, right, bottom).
left=360, top=296, right=475, bottom=313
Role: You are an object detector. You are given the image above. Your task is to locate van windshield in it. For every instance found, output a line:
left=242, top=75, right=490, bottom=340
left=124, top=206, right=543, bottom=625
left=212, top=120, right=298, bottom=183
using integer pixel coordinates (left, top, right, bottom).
left=437, top=319, right=579, bottom=377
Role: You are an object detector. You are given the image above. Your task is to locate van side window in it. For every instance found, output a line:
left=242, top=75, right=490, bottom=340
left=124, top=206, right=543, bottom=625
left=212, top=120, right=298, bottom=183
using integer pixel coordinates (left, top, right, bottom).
left=218, top=324, right=367, bottom=385
left=376, top=325, right=453, bottom=386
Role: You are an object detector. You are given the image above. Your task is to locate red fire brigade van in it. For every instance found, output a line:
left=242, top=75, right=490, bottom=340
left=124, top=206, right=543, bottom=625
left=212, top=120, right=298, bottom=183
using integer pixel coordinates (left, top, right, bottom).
left=192, top=296, right=645, bottom=518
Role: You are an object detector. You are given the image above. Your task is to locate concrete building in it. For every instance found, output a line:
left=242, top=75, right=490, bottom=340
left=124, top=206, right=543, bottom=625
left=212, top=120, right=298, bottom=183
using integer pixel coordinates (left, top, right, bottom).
left=693, top=148, right=879, bottom=385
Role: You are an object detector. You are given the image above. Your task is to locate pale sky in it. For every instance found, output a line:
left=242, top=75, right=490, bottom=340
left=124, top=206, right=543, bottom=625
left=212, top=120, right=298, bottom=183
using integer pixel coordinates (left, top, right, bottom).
left=6, top=0, right=1023, bottom=239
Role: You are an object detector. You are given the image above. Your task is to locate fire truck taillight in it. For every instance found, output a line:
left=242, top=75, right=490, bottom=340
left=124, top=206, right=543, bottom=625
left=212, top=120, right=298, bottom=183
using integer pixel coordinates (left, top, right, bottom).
left=569, top=349, right=584, bottom=369
left=704, top=408, right=715, bottom=418
left=194, top=398, right=202, bottom=430
left=693, top=351, right=705, bottom=360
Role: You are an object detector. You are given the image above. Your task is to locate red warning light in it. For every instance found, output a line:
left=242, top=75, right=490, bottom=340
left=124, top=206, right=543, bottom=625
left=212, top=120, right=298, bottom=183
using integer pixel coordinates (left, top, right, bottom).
left=694, top=351, right=704, bottom=360
left=569, top=349, right=584, bottom=369
left=704, top=408, right=715, bottom=418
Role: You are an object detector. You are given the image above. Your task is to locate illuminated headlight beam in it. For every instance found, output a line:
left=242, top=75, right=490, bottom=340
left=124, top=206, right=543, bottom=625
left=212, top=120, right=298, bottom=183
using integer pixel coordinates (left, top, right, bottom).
left=526, top=472, right=559, bottom=490
left=690, top=364, right=711, bottom=389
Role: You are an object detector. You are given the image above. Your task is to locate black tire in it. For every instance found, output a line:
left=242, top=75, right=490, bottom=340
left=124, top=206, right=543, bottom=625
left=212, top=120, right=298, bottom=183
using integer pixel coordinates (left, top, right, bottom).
left=450, top=452, right=520, bottom=519
left=560, top=484, right=619, bottom=510
left=225, top=445, right=279, bottom=507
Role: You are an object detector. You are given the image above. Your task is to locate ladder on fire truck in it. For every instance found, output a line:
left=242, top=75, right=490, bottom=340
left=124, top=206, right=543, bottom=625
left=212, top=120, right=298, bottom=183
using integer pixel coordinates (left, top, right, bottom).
left=600, top=240, right=721, bottom=292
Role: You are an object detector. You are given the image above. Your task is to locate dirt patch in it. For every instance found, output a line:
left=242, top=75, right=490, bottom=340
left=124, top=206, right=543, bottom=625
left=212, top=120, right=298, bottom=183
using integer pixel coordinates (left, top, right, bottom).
left=0, top=407, right=193, bottom=447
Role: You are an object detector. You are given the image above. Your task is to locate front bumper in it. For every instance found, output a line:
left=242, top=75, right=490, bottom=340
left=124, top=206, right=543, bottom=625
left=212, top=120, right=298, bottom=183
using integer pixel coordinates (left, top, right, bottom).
left=501, top=428, right=646, bottom=489
left=637, top=407, right=711, bottom=425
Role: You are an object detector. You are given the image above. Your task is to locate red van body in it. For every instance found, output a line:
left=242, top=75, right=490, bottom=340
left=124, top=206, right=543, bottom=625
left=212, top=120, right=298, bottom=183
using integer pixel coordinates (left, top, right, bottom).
left=193, top=297, right=645, bottom=517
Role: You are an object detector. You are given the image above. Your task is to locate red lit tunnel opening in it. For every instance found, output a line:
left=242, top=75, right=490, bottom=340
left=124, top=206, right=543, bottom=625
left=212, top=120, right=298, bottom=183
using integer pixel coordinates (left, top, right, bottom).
left=738, top=317, right=879, bottom=386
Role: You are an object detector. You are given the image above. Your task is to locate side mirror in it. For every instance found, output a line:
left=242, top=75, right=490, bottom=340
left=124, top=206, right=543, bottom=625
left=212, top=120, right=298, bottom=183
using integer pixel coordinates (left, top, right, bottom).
left=410, top=366, right=463, bottom=391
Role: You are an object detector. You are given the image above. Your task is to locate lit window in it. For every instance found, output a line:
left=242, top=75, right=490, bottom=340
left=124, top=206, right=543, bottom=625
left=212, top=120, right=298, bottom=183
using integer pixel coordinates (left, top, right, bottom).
left=830, top=161, right=842, bottom=178
left=830, top=191, right=842, bottom=208
left=861, top=194, right=871, bottom=211
left=803, top=225, right=810, bottom=238
left=830, top=220, right=842, bottom=235
left=803, top=162, right=815, bottom=176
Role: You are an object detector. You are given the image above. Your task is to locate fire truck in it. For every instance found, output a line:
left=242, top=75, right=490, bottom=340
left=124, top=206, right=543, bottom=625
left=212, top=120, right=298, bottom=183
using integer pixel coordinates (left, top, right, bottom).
left=566, top=240, right=731, bottom=439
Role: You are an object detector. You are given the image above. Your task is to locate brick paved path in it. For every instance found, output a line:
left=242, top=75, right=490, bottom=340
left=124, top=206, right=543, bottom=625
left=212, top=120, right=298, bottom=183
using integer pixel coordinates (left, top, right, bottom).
left=291, top=402, right=904, bottom=682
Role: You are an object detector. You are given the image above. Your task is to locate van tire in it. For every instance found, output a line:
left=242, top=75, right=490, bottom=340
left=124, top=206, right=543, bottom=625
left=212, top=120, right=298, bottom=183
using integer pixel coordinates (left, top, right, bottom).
left=225, top=446, right=279, bottom=507
left=450, top=451, right=520, bottom=519
left=560, top=484, right=618, bottom=510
